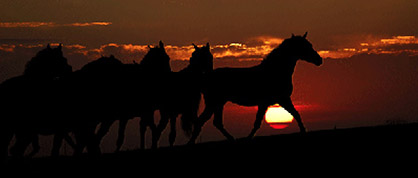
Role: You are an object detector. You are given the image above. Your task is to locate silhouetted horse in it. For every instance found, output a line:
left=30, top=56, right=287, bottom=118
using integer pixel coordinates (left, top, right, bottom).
left=11, top=41, right=171, bottom=155
left=5, top=47, right=133, bottom=158
left=95, top=42, right=213, bottom=150
left=6, top=54, right=127, bottom=157
left=91, top=41, right=172, bottom=150
left=153, top=43, right=213, bottom=147
left=3, top=44, right=76, bottom=158
left=188, top=32, right=323, bottom=144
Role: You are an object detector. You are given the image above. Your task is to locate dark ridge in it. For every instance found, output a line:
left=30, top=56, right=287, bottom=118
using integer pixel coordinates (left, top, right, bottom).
left=5, top=123, right=418, bottom=174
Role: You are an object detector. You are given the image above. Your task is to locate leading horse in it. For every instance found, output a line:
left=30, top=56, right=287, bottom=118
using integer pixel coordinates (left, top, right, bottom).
left=188, top=32, right=323, bottom=144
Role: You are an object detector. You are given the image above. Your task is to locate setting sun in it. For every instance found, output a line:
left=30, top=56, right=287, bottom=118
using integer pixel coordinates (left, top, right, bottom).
left=265, top=104, right=294, bottom=129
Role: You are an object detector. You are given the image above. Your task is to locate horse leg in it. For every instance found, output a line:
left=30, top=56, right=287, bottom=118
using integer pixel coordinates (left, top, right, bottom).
left=248, top=105, right=268, bottom=138
left=213, top=104, right=234, bottom=141
left=139, top=112, right=156, bottom=149
left=116, top=118, right=128, bottom=152
left=139, top=118, right=147, bottom=149
left=96, top=120, right=114, bottom=145
left=5, top=130, right=13, bottom=159
left=10, top=133, right=32, bottom=158
left=148, top=115, right=157, bottom=149
left=76, top=122, right=101, bottom=156
left=155, top=110, right=170, bottom=146
left=169, top=114, right=177, bottom=147
left=86, top=128, right=101, bottom=156
left=180, top=109, right=195, bottom=136
left=51, top=134, right=64, bottom=157
left=63, top=133, right=76, bottom=149
left=188, top=106, right=214, bottom=144
left=28, top=135, right=40, bottom=157
left=279, top=97, right=306, bottom=133
left=73, top=125, right=97, bottom=156
left=73, top=130, right=86, bottom=156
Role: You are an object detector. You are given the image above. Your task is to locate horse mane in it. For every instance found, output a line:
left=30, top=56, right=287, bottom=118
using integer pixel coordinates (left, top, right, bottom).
left=260, top=34, right=319, bottom=69
left=24, top=44, right=72, bottom=78
left=260, top=38, right=292, bottom=66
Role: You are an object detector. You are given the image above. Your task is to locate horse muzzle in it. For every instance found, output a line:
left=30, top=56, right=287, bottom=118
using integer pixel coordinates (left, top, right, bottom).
left=314, top=57, right=323, bottom=66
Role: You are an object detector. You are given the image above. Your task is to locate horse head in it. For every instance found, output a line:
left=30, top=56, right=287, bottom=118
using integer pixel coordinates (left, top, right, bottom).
left=140, top=41, right=171, bottom=73
left=288, top=32, right=323, bottom=66
left=24, top=43, right=72, bottom=78
left=189, top=43, right=213, bottom=74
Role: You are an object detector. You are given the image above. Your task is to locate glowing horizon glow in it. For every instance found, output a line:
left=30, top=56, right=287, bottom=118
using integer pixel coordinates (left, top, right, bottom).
left=265, top=104, right=294, bottom=129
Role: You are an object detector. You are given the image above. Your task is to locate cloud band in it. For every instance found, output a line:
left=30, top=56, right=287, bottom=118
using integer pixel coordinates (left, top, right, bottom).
left=0, top=22, right=112, bottom=28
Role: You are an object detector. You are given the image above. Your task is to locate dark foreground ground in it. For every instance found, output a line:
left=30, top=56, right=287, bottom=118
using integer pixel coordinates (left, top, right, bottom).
left=4, top=123, right=418, bottom=175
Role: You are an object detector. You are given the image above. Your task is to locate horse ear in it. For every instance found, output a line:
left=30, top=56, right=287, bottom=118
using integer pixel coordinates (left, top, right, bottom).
left=291, top=33, right=295, bottom=38
left=303, top=32, right=308, bottom=38
left=206, top=42, right=210, bottom=49
left=159, top=41, right=164, bottom=49
left=58, top=43, right=62, bottom=50
left=192, top=43, right=198, bottom=50
left=147, top=45, right=151, bottom=49
left=47, top=43, right=51, bottom=49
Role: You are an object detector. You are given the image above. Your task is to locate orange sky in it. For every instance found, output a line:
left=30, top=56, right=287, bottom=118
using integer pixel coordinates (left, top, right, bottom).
left=1, top=0, right=417, bottom=47
left=2, top=0, right=418, bottom=152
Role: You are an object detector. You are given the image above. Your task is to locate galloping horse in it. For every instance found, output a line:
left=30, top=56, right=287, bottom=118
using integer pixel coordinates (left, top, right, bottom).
left=5, top=42, right=171, bottom=157
left=3, top=44, right=77, bottom=157
left=188, top=32, right=322, bottom=144
left=97, top=43, right=213, bottom=150
left=91, top=41, right=171, bottom=150
left=154, top=43, right=213, bottom=147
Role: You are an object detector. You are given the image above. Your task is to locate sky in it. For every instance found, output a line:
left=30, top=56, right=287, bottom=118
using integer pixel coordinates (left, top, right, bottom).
left=2, top=0, right=418, bottom=154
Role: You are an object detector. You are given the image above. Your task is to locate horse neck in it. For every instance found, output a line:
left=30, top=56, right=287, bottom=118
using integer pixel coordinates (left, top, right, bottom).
left=179, top=63, right=199, bottom=73
left=139, top=61, right=171, bottom=73
left=259, top=52, right=298, bottom=77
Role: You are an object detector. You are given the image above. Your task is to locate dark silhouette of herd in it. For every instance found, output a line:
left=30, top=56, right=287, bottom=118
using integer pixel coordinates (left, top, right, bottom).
left=3, top=33, right=322, bottom=159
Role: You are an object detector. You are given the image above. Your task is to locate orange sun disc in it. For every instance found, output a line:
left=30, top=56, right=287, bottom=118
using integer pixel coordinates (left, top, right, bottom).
left=265, top=104, right=294, bottom=129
